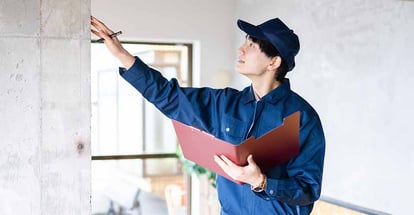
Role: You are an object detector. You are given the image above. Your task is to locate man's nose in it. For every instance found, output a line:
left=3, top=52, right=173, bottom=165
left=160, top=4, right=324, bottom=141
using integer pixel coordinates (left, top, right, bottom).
left=238, top=45, right=245, bottom=55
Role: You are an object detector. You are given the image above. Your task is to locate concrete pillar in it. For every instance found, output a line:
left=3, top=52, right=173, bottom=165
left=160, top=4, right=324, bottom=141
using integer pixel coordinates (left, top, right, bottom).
left=0, top=0, right=90, bottom=214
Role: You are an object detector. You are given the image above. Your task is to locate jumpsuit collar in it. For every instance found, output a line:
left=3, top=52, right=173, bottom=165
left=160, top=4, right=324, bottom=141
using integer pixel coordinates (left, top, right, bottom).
left=242, top=79, right=291, bottom=105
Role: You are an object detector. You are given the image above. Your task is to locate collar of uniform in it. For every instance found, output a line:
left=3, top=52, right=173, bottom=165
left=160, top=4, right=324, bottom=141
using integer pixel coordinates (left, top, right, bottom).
left=242, top=86, right=256, bottom=104
left=242, top=79, right=291, bottom=105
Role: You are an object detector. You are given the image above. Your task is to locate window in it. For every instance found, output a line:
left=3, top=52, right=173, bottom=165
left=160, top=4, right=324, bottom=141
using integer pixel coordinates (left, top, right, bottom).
left=91, top=42, right=191, bottom=215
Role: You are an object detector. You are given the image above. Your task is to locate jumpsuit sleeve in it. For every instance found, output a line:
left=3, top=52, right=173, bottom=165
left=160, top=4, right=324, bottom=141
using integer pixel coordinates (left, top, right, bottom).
left=256, top=111, right=325, bottom=206
left=119, top=56, right=223, bottom=131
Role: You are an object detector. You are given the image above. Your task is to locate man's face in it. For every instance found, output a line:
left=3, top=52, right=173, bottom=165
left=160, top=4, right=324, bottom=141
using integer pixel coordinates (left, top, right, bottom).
left=236, top=37, right=273, bottom=78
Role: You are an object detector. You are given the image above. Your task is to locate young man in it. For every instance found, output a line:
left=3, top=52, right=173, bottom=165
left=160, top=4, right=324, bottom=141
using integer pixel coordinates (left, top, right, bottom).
left=91, top=16, right=325, bottom=215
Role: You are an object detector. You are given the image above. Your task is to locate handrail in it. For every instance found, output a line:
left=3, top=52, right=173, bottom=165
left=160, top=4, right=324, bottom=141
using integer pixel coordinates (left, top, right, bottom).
left=319, top=196, right=392, bottom=215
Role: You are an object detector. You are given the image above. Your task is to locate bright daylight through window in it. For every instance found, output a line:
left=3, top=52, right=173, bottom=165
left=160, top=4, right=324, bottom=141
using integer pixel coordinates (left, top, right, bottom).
left=91, top=42, right=191, bottom=215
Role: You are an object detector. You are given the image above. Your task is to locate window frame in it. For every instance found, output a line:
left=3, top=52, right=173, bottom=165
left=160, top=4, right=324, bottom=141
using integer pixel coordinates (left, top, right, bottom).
left=91, top=40, right=193, bottom=161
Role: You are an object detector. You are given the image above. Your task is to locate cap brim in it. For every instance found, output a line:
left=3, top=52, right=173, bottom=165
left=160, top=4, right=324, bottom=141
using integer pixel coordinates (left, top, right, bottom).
left=237, top=19, right=267, bottom=40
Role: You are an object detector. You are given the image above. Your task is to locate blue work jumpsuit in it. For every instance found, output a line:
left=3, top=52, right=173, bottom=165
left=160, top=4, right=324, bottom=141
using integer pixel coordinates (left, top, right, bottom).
left=120, top=57, right=326, bottom=215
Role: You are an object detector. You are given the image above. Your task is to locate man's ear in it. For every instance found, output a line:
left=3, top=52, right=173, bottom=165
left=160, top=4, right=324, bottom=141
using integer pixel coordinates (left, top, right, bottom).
left=268, top=56, right=282, bottom=71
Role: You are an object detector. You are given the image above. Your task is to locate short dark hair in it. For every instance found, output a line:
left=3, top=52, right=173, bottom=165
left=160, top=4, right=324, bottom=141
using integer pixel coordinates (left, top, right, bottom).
left=248, top=35, right=289, bottom=82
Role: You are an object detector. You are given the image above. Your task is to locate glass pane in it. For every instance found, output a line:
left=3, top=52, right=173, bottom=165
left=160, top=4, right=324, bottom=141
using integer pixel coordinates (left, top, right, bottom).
left=118, top=78, right=144, bottom=154
left=91, top=42, right=191, bottom=215
left=95, top=70, right=118, bottom=155
left=144, top=103, right=178, bottom=153
left=91, top=43, right=189, bottom=156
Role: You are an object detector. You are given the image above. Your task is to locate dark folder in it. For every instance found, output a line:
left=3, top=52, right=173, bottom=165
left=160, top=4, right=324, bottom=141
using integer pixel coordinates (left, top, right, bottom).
left=172, top=111, right=300, bottom=184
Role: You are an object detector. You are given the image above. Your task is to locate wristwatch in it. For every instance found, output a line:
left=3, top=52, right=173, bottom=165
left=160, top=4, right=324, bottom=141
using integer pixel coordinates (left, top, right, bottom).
left=251, top=174, right=267, bottom=192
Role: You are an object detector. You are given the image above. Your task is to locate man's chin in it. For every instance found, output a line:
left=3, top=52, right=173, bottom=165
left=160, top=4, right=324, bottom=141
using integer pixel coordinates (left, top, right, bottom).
left=235, top=66, right=244, bottom=74
left=235, top=69, right=248, bottom=76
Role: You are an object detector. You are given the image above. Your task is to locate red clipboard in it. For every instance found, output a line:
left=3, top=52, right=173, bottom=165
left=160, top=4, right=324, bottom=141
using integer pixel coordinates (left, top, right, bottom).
left=172, top=111, right=300, bottom=184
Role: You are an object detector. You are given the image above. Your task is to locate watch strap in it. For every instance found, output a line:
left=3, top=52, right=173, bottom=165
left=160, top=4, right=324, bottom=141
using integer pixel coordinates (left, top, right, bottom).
left=251, top=174, right=267, bottom=192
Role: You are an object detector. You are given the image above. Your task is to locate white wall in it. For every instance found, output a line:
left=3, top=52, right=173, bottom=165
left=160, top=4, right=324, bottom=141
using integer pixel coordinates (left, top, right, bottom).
left=0, top=0, right=91, bottom=214
left=236, top=1, right=414, bottom=214
left=91, top=0, right=237, bottom=88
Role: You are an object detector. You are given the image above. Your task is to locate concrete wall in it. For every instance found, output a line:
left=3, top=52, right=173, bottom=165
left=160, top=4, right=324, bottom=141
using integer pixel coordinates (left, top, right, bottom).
left=0, top=0, right=91, bottom=214
left=235, top=1, right=414, bottom=215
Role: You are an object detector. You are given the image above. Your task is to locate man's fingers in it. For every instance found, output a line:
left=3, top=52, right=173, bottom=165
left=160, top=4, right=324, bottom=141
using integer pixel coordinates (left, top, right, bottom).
left=90, top=16, right=113, bottom=35
left=90, top=28, right=110, bottom=42
left=214, top=155, right=225, bottom=167
left=90, top=28, right=100, bottom=37
left=220, top=155, right=238, bottom=167
left=247, top=154, right=256, bottom=165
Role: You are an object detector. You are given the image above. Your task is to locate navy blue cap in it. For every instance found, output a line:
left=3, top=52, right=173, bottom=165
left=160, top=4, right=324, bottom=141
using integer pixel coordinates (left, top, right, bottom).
left=237, top=18, right=300, bottom=71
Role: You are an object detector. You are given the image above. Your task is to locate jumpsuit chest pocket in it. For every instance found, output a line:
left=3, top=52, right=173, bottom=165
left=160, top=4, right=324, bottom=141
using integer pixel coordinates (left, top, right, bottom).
left=222, top=116, right=249, bottom=142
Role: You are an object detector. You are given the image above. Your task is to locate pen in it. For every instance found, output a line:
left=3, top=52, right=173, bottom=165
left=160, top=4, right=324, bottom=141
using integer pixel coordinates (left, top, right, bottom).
left=96, top=31, right=122, bottom=42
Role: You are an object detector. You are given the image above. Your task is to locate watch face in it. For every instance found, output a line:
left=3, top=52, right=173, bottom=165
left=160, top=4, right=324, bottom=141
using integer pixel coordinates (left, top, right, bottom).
left=253, top=186, right=264, bottom=192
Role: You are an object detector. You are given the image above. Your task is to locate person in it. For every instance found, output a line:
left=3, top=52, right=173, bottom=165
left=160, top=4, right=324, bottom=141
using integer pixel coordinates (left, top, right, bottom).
left=91, top=15, right=325, bottom=215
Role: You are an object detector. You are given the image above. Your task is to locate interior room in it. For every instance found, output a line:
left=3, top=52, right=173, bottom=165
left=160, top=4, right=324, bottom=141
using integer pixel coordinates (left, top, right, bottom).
left=1, top=0, right=413, bottom=214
